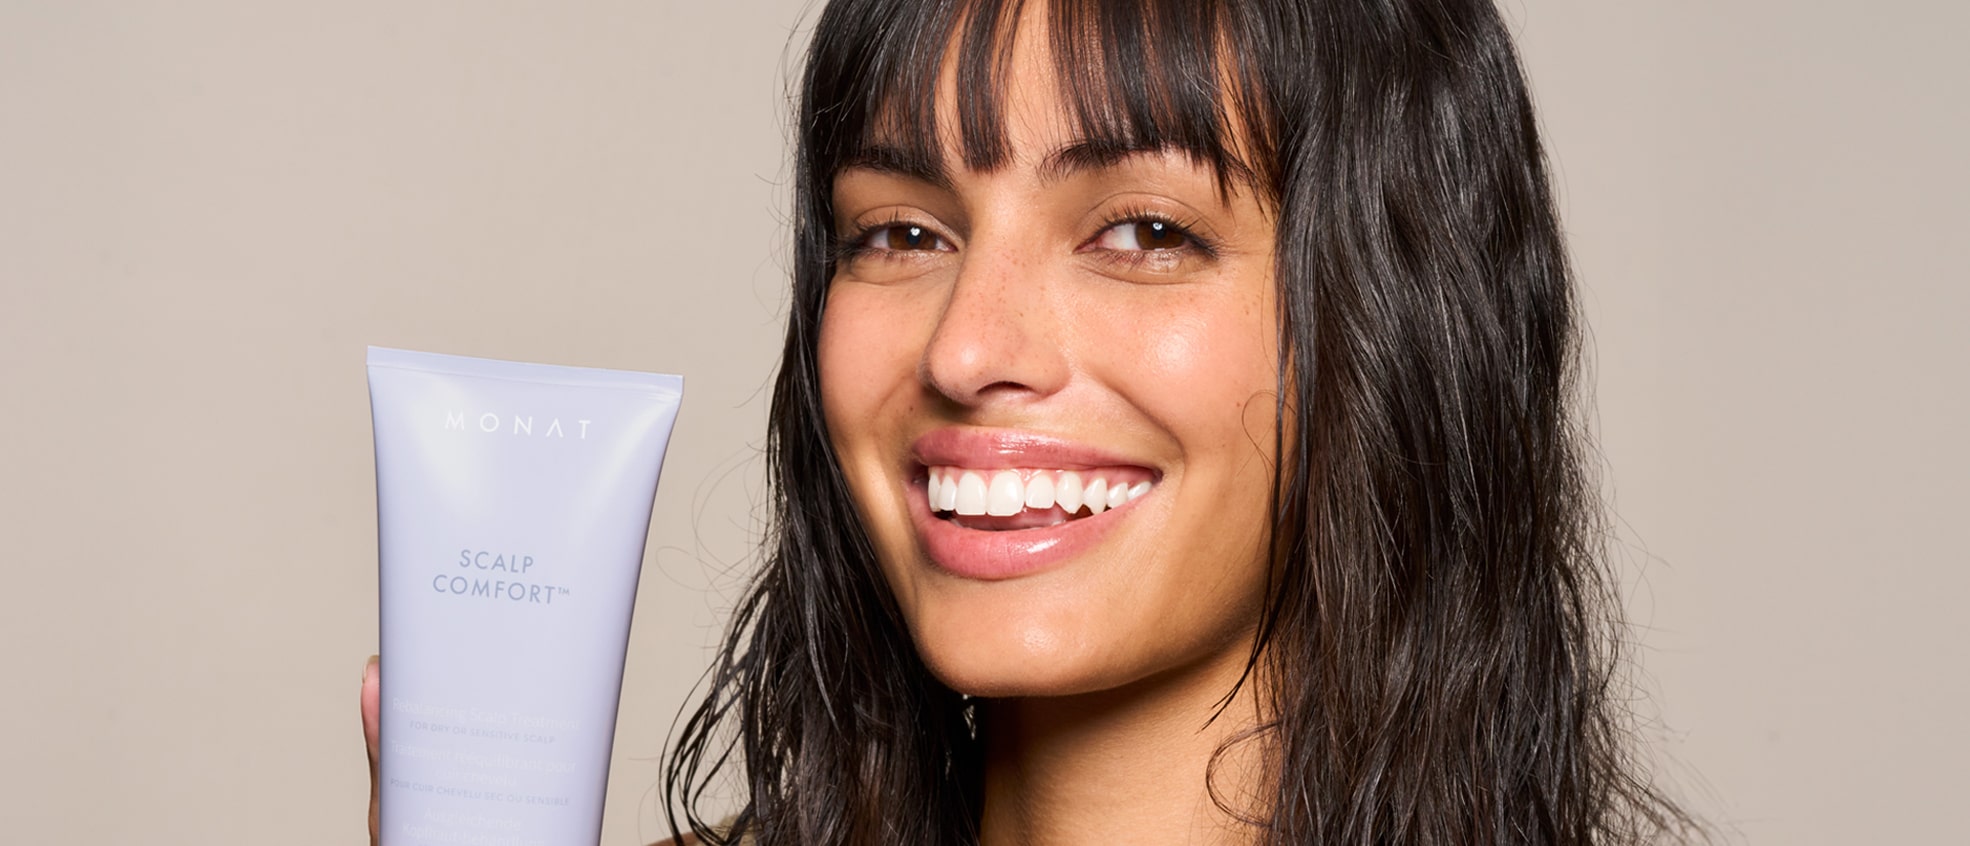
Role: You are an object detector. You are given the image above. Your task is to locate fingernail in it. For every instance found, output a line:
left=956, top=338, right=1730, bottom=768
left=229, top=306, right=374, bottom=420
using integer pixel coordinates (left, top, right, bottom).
left=364, top=654, right=379, bottom=683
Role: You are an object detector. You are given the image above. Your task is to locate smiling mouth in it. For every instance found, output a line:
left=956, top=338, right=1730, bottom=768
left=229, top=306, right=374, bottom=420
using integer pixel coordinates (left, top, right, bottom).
left=924, top=466, right=1156, bottom=531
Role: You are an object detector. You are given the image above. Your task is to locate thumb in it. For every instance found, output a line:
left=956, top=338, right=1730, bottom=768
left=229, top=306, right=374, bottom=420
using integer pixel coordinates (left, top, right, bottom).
left=362, top=655, right=381, bottom=843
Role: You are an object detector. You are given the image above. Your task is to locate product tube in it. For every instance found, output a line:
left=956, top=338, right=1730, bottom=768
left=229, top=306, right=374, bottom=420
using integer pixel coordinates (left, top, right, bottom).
left=367, top=346, right=683, bottom=846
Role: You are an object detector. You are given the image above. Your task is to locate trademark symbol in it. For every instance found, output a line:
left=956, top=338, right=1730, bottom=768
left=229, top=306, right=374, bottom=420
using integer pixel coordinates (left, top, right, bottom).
left=558, top=587, right=570, bottom=595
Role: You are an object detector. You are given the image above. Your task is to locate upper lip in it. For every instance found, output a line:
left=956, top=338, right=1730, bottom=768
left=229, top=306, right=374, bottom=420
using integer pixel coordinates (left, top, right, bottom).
left=909, top=427, right=1158, bottom=474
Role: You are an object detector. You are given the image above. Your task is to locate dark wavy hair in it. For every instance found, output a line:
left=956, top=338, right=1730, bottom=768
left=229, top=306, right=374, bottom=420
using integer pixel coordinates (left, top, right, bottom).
left=667, top=0, right=1698, bottom=843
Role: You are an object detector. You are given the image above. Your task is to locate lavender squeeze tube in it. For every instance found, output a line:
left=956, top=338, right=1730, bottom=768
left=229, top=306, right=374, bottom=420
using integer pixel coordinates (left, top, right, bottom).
left=366, top=347, right=682, bottom=846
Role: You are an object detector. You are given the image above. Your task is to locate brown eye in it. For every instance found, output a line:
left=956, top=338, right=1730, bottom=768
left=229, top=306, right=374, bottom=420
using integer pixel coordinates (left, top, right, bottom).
left=1093, top=219, right=1193, bottom=252
left=869, top=224, right=948, bottom=252
left=1134, top=221, right=1186, bottom=250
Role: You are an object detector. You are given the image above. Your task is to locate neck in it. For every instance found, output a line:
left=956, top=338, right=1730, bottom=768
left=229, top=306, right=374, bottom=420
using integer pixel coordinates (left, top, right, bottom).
left=976, top=649, right=1268, bottom=846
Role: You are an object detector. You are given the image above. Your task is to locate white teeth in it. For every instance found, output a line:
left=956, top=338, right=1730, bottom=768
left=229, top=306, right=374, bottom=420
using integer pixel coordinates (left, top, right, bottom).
left=987, top=471, right=1025, bottom=516
left=1056, top=471, right=1084, bottom=514
left=926, top=466, right=1154, bottom=517
left=1025, top=472, right=1055, bottom=509
left=954, top=471, right=988, bottom=516
left=937, top=470, right=959, bottom=511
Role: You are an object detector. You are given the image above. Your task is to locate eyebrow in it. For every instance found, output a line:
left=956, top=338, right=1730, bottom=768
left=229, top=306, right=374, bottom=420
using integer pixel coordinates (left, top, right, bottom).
left=838, top=138, right=1177, bottom=189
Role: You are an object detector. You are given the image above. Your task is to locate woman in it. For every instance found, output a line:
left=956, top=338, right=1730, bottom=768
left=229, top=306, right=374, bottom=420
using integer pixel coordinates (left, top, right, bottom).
left=368, top=0, right=1697, bottom=842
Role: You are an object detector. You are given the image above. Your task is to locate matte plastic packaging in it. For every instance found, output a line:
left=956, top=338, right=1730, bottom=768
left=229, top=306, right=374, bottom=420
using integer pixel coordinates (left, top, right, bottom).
left=366, top=346, right=683, bottom=846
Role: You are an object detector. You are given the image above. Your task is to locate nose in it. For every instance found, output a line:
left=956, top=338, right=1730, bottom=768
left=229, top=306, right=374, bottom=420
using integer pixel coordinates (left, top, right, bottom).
left=919, top=239, right=1070, bottom=408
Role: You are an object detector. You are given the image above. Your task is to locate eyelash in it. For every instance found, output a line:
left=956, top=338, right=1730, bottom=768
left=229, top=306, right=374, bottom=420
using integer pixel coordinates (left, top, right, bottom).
left=832, top=208, right=1217, bottom=266
left=832, top=213, right=944, bottom=264
left=1089, top=206, right=1217, bottom=261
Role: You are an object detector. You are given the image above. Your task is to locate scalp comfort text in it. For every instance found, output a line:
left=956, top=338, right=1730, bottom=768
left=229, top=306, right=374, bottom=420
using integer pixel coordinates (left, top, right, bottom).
left=433, top=549, right=569, bottom=605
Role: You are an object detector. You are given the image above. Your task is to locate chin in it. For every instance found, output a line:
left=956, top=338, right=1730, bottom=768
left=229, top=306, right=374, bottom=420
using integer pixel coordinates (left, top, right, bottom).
left=927, top=659, right=1115, bottom=700
left=905, top=604, right=1149, bottom=699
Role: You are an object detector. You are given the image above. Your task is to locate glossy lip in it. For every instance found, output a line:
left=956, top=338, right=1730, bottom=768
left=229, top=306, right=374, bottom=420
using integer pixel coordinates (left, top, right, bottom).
left=906, top=427, right=1159, bottom=581
left=910, top=427, right=1159, bottom=473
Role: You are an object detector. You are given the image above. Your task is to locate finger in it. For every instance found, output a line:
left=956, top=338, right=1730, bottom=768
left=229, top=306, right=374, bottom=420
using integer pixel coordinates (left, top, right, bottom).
left=363, top=654, right=381, bottom=843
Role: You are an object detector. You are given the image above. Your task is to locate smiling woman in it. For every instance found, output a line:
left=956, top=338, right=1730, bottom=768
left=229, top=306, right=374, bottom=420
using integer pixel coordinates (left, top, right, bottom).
left=653, top=0, right=1702, bottom=843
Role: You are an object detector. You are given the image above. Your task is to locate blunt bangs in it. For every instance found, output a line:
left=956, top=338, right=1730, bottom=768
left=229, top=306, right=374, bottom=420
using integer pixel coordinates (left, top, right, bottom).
left=802, top=0, right=1277, bottom=202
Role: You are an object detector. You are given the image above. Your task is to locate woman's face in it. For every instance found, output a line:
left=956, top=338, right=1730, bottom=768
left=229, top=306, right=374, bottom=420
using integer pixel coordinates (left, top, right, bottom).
left=818, top=20, right=1280, bottom=698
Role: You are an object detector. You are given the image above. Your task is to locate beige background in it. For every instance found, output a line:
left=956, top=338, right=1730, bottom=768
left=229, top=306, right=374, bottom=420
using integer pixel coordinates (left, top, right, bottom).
left=1, top=1, right=1963, bottom=843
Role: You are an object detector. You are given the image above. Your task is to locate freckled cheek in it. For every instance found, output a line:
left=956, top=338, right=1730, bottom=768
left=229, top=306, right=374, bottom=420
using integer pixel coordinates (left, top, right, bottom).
left=817, top=286, right=914, bottom=433
left=1144, top=322, right=1202, bottom=383
left=817, top=285, right=945, bottom=540
left=1121, top=310, right=1276, bottom=428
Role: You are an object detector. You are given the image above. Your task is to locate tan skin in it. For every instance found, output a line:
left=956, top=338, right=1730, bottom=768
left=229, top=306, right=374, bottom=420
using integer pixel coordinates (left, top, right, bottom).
left=364, top=10, right=1281, bottom=844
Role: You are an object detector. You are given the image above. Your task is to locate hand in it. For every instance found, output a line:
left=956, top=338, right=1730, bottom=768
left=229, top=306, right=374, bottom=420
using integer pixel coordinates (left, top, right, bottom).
left=362, top=655, right=381, bottom=845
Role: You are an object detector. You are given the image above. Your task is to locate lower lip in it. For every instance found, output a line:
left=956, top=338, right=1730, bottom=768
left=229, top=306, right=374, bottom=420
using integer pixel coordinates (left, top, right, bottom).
left=907, top=480, right=1139, bottom=580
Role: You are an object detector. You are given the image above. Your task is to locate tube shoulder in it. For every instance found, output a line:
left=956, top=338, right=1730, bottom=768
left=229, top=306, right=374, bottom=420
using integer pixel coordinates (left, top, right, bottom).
left=366, top=346, right=682, bottom=397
